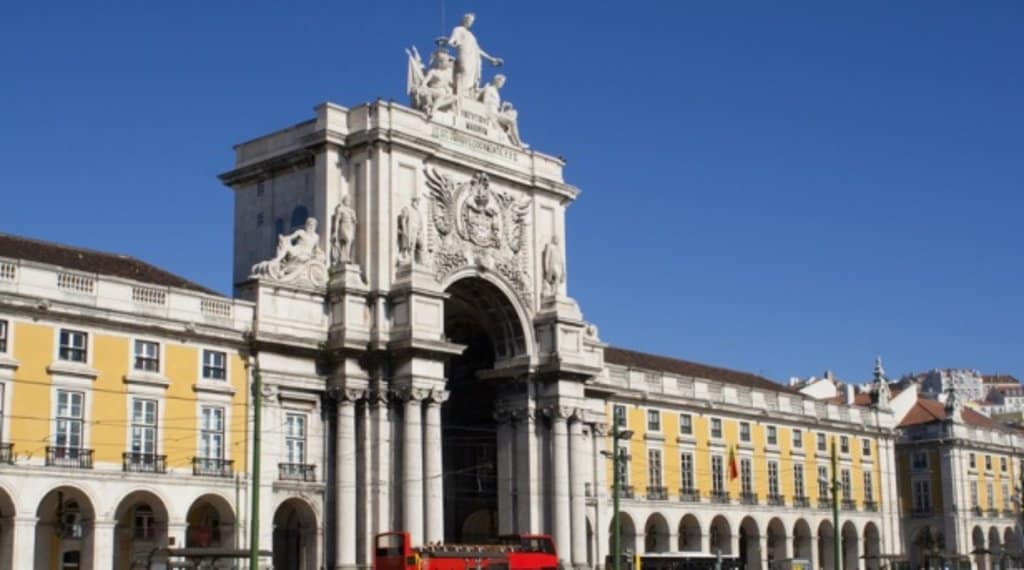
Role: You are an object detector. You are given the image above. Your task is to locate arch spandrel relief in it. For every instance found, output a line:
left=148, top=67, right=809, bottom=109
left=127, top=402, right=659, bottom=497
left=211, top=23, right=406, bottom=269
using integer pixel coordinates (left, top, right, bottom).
left=420, top=167, right=534, bottom=309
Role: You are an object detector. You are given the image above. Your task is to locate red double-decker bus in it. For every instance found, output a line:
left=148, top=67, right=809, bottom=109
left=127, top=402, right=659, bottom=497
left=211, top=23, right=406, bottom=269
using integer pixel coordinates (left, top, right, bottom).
left=374, top=531, right=558, bottom=570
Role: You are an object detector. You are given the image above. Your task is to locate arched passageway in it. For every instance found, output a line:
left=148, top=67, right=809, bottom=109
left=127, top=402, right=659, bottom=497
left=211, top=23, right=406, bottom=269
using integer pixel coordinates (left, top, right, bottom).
left=817, top=520, right=835, bottom=570
left=0, top=487, right=15, bottom=570
left=441, top=277, right=528, bottom=541
left=739, top=517, right=760, bottom=570
left=113, top=490, right=169, bottom=570
left=608, top=513, right=637, bottom=560
left=841, top=521, right=858, bottom=570
left=273, top=498, right=318, bottom=570
left=709, top=516, right=732, bottom=556
left=989, top=527, right=1002, bottom=570
left=792, top=519, right=812, bottom=563
left=973, top=526, right=987, bottom=570
left=908, top=526, right=943, bottom=570
left=766, top=518, right=787, bottom=564
left=678, top=514, right=701, bottom=553
left=186, top=494, right=236, bottom=549
left=862, top=522, right=881, bottom=570
left=644, top=514, right=670, bottom=553
left=35, top=486, right=95, bottom=570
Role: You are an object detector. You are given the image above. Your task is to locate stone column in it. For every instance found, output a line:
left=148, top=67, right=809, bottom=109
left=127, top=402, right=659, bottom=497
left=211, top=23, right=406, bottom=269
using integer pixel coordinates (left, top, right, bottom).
left=166, top=520, right=188, bottom=549
left=810, top=536, right=819, bottom=570
left=591, top=423, right=609, bottom=570
left=372, top=392, right=393, bottom=538
left=495, top=409, right=516, bottom=535
left=424, top=389, right=448, bottom=543
left=514, top=408, right=540, bottom=532
left=549, top=406, right=573, bottom=567
left=92, top=519, right=116, bottom=570
left=403, top=389, right=427, bottom=545
left=570, top=416, right=589, bottom=569
left=337, top=388, right=362, bottom=569
left=11, top=516, right=37, bottom=570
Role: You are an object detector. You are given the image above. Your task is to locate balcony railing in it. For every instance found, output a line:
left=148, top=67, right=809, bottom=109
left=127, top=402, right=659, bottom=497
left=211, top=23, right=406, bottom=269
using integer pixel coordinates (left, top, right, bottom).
left=864, top=500, right=879, bottom=512
left=46, top=446, right=93, bottom=469
left=973, top=506, right=984, bottom=516
left=278, top=463, right=316, bottom=482
left=1004, top=509, right=1016, bottom=518
left=646, top=486, right=668, bottom=500
left=767, top=494, right=785, bottom=507
left=741, top=492, right=759, bottom=505
left=988, top=508, right=1000, bottom=518
left=618, top=485, right=634, bottom=499
left=0, top=443, right=13, bottom=464
left=818, top=498, right=833, bottom=509
left=710, top=491, right=731, bottom=504
left=123, top=452, right=167, bottom=474
left=792, top=496, right=810, bottom=508
left=192, top=457, right=233, bottom=478
left=679, top=488, right=700, bottom=502
left=842, top=499, right=857, bottom=511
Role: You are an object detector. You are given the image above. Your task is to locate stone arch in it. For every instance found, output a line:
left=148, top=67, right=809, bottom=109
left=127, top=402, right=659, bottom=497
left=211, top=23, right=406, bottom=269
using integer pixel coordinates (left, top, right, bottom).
left=273, top=497, right=318, bottom=570
left=112, top=490, right=170, bottom=570
left=678, top=514, right=701, bottom=553
left=909, top=525, right=943, bottom=570
left=989, top=526, right=1002, bottom=556
left=0, top=485, right=16, bottom=570
left=1004, top=526, right=1019, bottom=556
left=766, top=517, right=787, bottom=564
left=441, top=273, right=533, bottom=361
left=792, top=518, right=813, bottom=562
left=818, top=520, right=835, bottom=570
left=972, top=526, right=987, bottom=570
left=185, top=494, right=236, bottom=549
left=35, top=485, right=97, bottom=570
left=841, top=521, right=858, bottom=570
left=709, top=515, right=732, bottom=556
left=863, top=522, right=881, bottom=570
left=609, top=512, right=638, bottom=560
left=643, top=513, right=670, bottom=553
left=739, top=516, right=760, bottom=570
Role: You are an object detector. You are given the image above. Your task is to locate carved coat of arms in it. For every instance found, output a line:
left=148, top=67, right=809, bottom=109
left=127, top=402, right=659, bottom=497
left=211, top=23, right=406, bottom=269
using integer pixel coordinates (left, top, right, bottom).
left=425, top=168, right=533, bottom=305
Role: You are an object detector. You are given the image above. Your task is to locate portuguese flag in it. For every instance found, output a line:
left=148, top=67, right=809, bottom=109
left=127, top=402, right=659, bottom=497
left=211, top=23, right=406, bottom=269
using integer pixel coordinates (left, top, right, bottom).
left=728, top=445, right=739, bottom=481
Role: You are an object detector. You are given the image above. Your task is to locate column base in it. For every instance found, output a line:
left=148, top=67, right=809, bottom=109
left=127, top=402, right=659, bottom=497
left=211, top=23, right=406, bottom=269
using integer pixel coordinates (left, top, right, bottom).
left=573, top=562, right=592, bottom=570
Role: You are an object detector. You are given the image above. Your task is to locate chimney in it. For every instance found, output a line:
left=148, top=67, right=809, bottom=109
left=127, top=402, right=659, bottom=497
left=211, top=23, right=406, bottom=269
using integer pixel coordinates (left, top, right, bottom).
left=845, top=384, right=855, bottom=405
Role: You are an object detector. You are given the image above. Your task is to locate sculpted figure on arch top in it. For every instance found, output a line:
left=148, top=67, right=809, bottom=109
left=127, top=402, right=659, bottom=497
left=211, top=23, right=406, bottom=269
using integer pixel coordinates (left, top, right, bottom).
left=445, top=13, right=503, bottom=97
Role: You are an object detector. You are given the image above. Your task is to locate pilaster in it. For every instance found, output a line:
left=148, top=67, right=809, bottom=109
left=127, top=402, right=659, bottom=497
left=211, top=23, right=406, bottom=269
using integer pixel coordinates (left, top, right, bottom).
left=335, top=387, right=365, bottom=570
left=402, top=387, right=429, bottom=545
left=424, top=389, right=449, bottom=543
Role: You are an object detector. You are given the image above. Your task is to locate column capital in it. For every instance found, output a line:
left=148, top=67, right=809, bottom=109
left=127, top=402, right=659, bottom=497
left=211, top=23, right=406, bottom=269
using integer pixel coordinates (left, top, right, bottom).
left=543, top=405, right=578, bottom=422
left=591, top=422, right=610, bottom=437
left=401, top=387, right=431, bottom=402
left=493, top=408, right=514, bottom=424
left=427, top=389, right=450, bottom=405
left=369, top=390, right=391, bottom=406
left=511, top=408, right=535, bottom=422
left=330, top=386, right=366, bottom=403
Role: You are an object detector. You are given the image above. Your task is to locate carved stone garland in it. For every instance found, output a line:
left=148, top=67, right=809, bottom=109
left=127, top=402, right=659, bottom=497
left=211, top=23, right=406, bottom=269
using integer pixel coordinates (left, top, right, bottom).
left=424, top=168, right=532, bottom=307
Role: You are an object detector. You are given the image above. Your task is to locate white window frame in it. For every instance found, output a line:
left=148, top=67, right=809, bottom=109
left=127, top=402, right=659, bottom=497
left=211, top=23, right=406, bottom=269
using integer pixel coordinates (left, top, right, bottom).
left=840, top=435, right=850, bottom=455
left=863, top=471, right=874, bottom=502
left=284, top=412, right=307, bottom=465
left=199, top=405, right=225, bottom=460
left=841, top=468, right=852, bottom=501
left=766, top=425, right=778, bottom=447
left=54, top=390, right=85, bottom=449
left=793, top=464, right=805, bottom=498
left=767, top=460, right=780, bottom=497
left=818, top=465, right=829, bottom=499
left=646, top=409, right=661, bottom=433
left=913, top=479, right=932, bottom=512
left=130, top=398, right=159, bottom=455
left=971, top=480, right=979, bottom=508
left=861, top=438, right=872, bottom=457
left=58, top=329, right=89, bottom=364
left=0, top=319, right=8, bottom=353
left=680, top=452, right=694, bottom=492
left=986, top=481, right=994, bottom=509
left=817, top=432, right=827, bottom=453
left=711, top=455, right=724, bottom=494
left=710, top=417, right=723, bottom=439
left=679, top=413, right=693, bottom=435
left=739, top=421, right=751, bottom=443
left=133, top=339, right=160, bottom=373
left=740, top=457, right=753, bottom=496
left=613, top=405, right=627, bottom=429
left=792, top=428, right=803, bottom=449
left=201, top=349, right=228, bottom=381
left=647, top=448, right=663, bottom=489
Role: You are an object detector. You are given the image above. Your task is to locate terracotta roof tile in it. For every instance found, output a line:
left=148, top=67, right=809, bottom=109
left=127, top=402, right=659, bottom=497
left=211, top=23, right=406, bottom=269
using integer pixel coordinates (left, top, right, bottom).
left=899, top=397, right=1003, bottom=430
left=604, top=346, right=798, bottom=395
left=0, top=233, right=220, bottom=296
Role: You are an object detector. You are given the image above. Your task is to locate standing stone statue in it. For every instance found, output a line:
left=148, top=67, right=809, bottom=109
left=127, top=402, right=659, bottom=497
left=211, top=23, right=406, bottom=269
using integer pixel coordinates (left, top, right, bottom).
left=330, top=194, right=357, bottom=266
left=397, top=196, right=424, bottom=265
left=445, top=13, right=503, bottom=97
left=542, top=235, right=565, bottom=296
left=479, top=74, right=524, bottom=147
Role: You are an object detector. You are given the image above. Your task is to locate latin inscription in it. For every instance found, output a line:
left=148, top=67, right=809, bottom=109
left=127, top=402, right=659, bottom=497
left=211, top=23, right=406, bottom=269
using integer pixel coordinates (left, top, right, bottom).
left=431, top=125, right=519, bottom=163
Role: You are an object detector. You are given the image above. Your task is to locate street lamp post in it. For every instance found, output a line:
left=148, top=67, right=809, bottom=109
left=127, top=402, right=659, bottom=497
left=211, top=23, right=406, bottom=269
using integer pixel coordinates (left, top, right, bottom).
left=602, top=423, right=634, bottom=570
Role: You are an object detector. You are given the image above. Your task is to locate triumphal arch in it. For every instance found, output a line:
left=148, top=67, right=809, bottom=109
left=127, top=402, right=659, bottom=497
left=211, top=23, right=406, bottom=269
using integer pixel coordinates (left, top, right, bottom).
left=220, top=13, right=607, bottom=569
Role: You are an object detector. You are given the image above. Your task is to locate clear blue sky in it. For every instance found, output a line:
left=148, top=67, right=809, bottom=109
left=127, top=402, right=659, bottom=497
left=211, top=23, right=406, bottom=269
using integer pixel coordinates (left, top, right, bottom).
left=2, top=1, right=1021, bottom=383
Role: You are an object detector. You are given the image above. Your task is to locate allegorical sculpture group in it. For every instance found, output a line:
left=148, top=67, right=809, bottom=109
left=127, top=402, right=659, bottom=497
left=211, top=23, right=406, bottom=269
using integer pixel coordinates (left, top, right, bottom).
left=250, top=13, right=571, bottom=300
left=407, top=13, right=524, bottom=147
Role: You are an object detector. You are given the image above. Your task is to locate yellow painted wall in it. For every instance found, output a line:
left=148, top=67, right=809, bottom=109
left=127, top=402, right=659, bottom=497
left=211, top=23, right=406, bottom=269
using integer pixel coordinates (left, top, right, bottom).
left=91, top=334, right=129, bottom=463
left=164, top=343, right=198, bottom=469
left=10, top=322, right=53, bottom=458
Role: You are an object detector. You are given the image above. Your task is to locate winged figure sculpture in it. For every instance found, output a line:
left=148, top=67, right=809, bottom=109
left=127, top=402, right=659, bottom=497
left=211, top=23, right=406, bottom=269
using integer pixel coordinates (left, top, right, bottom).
left=425, top=168, right=455, bottom=238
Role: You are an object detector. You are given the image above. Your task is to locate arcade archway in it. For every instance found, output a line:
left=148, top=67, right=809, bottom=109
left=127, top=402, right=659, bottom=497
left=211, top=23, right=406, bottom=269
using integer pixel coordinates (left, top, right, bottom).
left=441, top=277, right=528, bottom=541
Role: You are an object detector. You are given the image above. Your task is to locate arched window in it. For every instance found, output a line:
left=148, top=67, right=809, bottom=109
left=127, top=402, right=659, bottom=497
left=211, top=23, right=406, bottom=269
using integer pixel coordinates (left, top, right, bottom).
left=290, top=206, right=309, bottom=230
